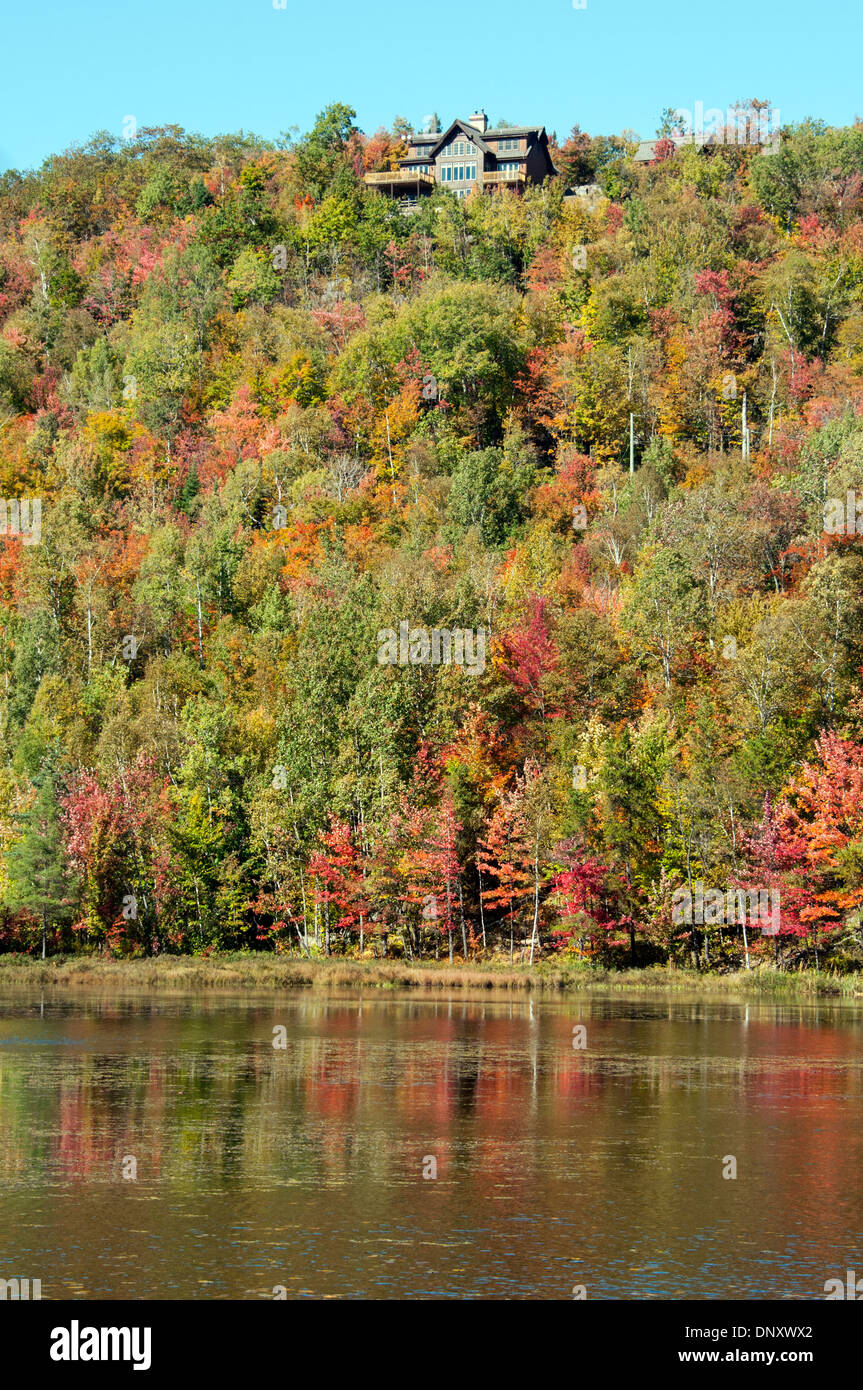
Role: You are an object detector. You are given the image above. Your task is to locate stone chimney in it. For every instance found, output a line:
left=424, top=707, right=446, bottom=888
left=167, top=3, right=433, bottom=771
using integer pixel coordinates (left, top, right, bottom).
left=469, top=111, right=488, bottom=134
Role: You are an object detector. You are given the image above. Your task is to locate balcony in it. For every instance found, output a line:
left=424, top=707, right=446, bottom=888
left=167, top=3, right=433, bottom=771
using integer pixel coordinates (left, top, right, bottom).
left=482, top=168, right=527, bottom=186
left=364, top=170, right=435, bottom=194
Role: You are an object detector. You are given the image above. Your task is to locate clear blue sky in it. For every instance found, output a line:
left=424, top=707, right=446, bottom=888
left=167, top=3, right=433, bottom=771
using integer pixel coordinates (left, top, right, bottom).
left=1, top=0, right=860, bottom=171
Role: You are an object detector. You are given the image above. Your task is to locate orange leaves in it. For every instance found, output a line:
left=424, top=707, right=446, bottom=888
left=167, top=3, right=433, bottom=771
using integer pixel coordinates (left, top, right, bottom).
left=208, top=384, right=263, bottom=467
left=477, top=772, right=536, bottom=921
left=275, top=517, right=335, bottom=589
left=784, top=731, right=863, bottom=870
left=513, top=331, right=585, bottom=440
left=0, top=534, right=26, bottom=605
left=531, top=447, right=600, bottom=532
left=442, top=703, right=512, bottom=811
left=523, top=245, right=566, bottom=297
left=343, top=522, right=377, bottom=571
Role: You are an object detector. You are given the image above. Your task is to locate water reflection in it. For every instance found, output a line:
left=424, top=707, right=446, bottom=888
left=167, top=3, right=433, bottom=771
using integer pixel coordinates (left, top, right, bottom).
left=0, top=988, right=862, bottom=1299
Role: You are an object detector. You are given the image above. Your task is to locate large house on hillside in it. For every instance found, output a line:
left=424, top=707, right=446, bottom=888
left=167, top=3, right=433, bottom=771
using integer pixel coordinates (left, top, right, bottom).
left=365, top=110, right=558, bottom=204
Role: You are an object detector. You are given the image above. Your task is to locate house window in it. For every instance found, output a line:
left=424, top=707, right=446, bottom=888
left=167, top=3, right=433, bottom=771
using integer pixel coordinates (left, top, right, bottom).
left=498, top=138, right=520, bottom=151
left=441, top=159, right=477, bottom=184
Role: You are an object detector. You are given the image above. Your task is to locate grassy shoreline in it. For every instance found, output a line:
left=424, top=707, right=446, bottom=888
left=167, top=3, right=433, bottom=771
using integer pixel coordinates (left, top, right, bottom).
left=0, top=953, right=862, bottom=998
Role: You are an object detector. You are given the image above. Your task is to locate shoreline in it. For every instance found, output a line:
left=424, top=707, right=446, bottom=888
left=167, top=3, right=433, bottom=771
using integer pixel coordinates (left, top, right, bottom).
left=0, top=954, right=861, bottom=998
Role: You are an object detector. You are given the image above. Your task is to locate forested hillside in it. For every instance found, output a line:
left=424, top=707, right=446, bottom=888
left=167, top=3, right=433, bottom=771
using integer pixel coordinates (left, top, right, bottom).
left=2, top=103, right=863, bottom=969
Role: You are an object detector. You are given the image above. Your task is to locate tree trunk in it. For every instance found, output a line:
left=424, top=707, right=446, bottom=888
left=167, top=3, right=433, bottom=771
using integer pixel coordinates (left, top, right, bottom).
left=529, top=839, right=541, bottom=966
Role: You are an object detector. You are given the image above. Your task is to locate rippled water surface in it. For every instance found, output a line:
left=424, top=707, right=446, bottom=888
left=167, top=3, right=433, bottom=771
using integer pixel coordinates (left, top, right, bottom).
left=1, top=988, right=862, bottom=1299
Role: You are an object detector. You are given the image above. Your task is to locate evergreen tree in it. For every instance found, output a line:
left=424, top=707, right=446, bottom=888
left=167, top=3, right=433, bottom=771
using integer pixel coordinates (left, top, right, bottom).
left=6, top=777, right=71, bottom=958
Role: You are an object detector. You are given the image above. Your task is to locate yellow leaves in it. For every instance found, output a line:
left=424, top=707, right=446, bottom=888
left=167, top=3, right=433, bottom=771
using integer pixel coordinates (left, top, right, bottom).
left=240, top=706, right=278, bottom=759
left=0, top=769, right=30, bottom=905
left=371, top=390, right=420, bottom=455
left=83, top=410, right=132, bottom=455
left=81, top=411, right=159, bottom=493
left=369, top=392, right=421, bottom=498
left=656, top=334, right=689, bottom=441
left=387, top=139, right=408, bottom=170
left=497, top=520, right=561, bottom=603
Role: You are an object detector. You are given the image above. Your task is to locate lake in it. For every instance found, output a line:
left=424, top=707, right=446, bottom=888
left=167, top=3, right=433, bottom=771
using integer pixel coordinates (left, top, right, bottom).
left=0, top=988, right=861, bottom=1299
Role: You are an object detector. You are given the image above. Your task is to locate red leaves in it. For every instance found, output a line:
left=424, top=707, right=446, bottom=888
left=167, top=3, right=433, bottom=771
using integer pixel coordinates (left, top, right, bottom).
left=694, top=268, right=735, bottom=310
left=496, top=594, right=562, bottom=718
left=308, top=816, right=368, bottom=935
left=649, top=138, right=676, bottom=165
left=60, top=754, right=169, bottom=943
left=736, top=740, right=863, bottom=942
left=781, top=734, right=863, bottom=922
left=531, top=448, right=600, bottom=531
left=548, top=849, right=619, bottom=950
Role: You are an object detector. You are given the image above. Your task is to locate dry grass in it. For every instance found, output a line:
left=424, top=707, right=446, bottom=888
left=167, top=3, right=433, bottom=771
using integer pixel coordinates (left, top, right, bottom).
left=0, top=953, right=859, bottom=997
left=0, top=954, right=559, bottom=993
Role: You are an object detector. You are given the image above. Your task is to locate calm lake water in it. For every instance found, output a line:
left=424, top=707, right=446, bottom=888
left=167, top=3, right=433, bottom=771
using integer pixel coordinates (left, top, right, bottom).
left=0, top=987, right=862, bottom=1300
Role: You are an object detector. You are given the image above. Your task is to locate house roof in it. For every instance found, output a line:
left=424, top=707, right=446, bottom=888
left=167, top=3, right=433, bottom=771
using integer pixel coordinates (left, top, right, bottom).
left=485, top=126, right=545, bottom=140
left=418, top=120, right=495, bottom=158
left=633, top=133, right=696, bottom=161
left=407, top=120, right=549, bottom=158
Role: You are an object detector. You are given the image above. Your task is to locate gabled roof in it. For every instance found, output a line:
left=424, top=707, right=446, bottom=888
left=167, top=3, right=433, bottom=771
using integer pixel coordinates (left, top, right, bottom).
left=420, top=119, right=495, bottom=159
left=407, top=121, right=549, bottom=159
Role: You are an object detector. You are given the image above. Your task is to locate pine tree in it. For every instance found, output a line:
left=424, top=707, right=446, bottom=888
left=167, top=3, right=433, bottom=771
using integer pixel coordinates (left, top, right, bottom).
left=6, top=778, right=71, bottom=958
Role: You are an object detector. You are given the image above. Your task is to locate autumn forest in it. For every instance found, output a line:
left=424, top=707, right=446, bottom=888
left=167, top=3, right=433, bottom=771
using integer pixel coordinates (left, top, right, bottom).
left=1, top=102, right=863, bottom=973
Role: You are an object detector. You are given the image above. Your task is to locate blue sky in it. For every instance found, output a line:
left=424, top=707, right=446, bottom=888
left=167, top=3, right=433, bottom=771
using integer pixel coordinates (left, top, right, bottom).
left=1, top=0, right=860, bottom=172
